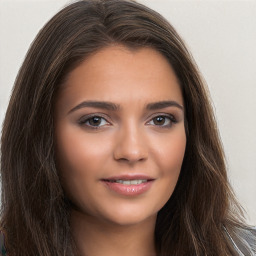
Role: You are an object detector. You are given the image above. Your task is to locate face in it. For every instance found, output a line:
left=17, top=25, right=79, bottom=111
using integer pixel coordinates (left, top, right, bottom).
left=55, top=45, right=186, bottom=226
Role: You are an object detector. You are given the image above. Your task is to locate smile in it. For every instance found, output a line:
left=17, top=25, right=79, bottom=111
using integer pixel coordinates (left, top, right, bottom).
left=108, top=179, right=148, bottom=185
left=102, top=176, right=154, bottom=196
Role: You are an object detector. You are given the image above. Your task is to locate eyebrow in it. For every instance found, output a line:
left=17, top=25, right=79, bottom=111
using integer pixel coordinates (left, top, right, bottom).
left=68, top=101, right=120, bottom=114
left=68, top=100, right=183, bottom=114
left=146, top=101, right=183, bottom=111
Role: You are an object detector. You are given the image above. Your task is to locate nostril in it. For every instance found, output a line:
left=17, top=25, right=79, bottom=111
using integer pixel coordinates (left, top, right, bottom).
left=119, top=157, right=128, bottom=161
left=115, top=155, right=147, bottom=164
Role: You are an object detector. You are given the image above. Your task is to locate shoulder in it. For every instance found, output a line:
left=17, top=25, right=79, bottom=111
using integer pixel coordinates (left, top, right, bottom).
left=225, top=225, right=256, bottom=256
left=0, top=231, right=7, bottom=256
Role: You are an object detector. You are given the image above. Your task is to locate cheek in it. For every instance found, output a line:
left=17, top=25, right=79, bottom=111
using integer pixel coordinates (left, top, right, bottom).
left=151, top=129, right=186, bottom=199
left=56, top=126, right=110, bottom=171
left=54, top=125, right=113, bottom=196
left=55, top=127, right=115, bottom=213
left=154, top=129, right=186, bottom=174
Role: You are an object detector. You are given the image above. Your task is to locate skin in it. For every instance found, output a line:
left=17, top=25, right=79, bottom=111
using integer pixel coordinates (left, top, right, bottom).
left=55, top=45, right=186, bottom=256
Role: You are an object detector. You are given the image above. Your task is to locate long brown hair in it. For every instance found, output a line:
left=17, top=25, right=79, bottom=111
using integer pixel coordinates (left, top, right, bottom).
left=0, top=0, right=247, bottom=255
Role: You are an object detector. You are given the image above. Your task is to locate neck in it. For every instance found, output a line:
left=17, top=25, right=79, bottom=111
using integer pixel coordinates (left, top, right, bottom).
left=71, top=210, right=157, bottom=256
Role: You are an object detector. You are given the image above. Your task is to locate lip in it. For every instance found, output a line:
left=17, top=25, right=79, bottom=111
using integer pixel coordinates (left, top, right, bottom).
left=101, top=174, right=155, bottom=196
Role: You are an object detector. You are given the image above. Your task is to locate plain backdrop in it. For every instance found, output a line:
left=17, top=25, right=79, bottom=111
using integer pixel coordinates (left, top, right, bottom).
left=0, top=0, right=255, bottom=224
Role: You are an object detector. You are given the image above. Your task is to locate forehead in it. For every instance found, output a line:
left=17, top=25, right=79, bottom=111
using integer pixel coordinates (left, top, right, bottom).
left=57, top=45, right=183, bottom=110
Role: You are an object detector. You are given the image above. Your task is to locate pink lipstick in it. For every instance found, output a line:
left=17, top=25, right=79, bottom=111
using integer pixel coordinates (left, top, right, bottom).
left=101, top=175, right=154, bottom=196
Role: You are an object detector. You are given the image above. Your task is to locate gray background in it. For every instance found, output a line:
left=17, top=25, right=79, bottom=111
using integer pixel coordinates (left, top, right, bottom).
left=0, top=0, right=255, bottom=224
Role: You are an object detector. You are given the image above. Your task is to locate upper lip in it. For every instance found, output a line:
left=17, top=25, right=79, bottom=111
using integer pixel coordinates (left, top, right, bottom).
left=102, top=174, right=155, bottom=181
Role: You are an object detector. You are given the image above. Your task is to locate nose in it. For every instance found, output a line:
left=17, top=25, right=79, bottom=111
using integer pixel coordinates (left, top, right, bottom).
left=113, top=124, right=148, bottom=164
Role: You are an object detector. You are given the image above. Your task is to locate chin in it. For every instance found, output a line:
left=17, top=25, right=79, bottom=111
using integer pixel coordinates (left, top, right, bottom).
left=106, top=215, right=156, bottom=227
left=99, top=206, right=158, bottom=227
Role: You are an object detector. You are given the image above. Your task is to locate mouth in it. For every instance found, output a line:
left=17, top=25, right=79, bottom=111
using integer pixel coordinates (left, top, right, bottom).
left=103, top=179, right=150, bottom=185
left=101, top=176, right=155, bottom=196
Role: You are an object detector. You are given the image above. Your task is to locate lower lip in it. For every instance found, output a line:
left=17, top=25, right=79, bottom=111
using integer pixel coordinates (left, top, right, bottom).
left=102, top=180, right=154, bottom=196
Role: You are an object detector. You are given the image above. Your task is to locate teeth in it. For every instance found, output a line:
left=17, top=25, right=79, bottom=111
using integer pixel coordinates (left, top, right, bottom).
left=115, top=179, right=147, bottom=185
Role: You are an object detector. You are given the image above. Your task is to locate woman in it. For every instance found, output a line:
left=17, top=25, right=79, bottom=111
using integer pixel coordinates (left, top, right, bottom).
left=0, top=0, right=255, bottom=255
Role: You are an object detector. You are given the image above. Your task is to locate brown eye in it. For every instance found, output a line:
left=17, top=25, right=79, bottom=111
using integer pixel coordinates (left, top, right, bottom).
left=152, top=116, right=166, bottom=126
left=147, top=115, right=176, bottom=128
left=88, top=116, right=102, bottom=126
left=79, top=116, right=109, bottom=128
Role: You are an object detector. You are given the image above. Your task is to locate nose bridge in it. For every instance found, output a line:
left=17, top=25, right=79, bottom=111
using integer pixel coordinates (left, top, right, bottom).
left=113, top=120, right=148, bottom=163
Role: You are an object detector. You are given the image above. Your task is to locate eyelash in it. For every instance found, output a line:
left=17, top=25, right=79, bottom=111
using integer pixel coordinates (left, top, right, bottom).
left=147, top=114, right=177, bottom=128
left=78, top=113, right=177, bottom=129
left=78, top=114, right=110, bottom=129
